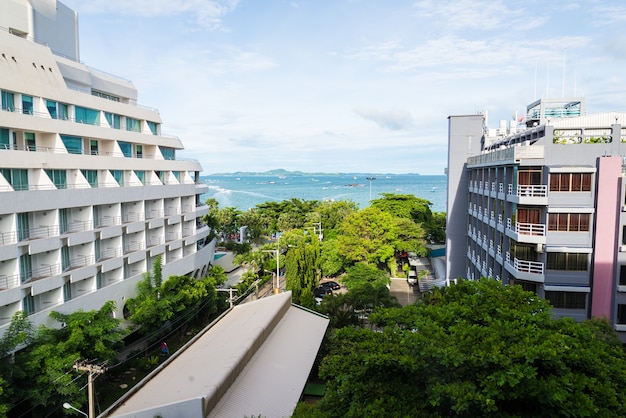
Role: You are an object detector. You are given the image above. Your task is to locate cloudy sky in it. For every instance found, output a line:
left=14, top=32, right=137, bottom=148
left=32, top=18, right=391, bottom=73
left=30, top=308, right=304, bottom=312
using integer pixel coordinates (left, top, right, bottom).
left=60, top=0, right=626, bottom=175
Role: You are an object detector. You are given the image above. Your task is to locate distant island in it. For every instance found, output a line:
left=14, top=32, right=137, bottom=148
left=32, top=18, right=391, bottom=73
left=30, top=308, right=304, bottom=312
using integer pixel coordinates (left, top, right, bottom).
left=207, top=168, right=420, bottom=176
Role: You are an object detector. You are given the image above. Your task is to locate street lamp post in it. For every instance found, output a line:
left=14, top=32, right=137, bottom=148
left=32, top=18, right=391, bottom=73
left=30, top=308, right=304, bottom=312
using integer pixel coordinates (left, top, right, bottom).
left=63, top=402, right=88, bottom=418
left=366, top=177, right=376, bottom=201
left=262, top=248, right=280, bottom=294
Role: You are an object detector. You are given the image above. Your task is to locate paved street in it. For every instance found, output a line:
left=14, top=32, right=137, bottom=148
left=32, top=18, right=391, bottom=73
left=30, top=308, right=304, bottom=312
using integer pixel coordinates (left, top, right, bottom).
left=390, top=277, right=421, bottom=306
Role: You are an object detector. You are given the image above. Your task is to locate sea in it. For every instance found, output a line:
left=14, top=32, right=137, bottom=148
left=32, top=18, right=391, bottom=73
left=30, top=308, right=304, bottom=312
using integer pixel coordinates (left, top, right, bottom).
left=200, top=173, right=447, bottom=213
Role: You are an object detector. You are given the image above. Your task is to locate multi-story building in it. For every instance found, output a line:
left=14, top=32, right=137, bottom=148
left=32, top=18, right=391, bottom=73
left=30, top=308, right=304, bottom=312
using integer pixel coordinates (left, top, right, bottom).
left=446, top=97, right=626, bottom=341
left=0, top=0, right=214, bottom=337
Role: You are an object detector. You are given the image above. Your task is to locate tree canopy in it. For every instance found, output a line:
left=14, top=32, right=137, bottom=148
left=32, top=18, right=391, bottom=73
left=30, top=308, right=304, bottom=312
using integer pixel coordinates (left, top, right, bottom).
left=309, top=279, right=626, bottom=417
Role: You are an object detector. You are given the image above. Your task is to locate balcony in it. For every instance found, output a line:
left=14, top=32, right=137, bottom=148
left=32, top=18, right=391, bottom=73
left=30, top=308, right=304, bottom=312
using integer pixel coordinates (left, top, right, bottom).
left=507, top=184, right=548, bottom=205
left=98, top=247, right=122, bottom=261
left=0, top=274, right=19, bottom=290
left=506, top=219, right=546, bottom=244
left=505, top=253, right=544, bottom=282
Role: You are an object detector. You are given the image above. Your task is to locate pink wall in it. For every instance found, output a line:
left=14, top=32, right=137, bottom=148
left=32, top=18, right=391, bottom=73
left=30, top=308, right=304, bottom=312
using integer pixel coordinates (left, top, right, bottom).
left=591, top=156, right=622, bottom=318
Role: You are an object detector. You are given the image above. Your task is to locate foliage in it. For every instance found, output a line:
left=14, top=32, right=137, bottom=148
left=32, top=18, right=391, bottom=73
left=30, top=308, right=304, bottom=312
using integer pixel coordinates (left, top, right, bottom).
left=370, top=193, right=433, bottom=223
left=313, top=278, right=626, bottom=417
left=342, top=262, right=389, bottom=290
left=9, top=301, right=125, bottom=413
left=285, top=233, right=321, bottom=307
left=319, top=238, right=345, bottom=277
left=126, top=258, right=223, bottom=339
left=391, top=217, right=427, bottom=256
left=238, top=208, right=270, bottom=243
left=336, top=207, right=396, bottom=265
left=222, top=241, right=252, bottom=254
left=255, top=198, right=321, bottom=233
left=424, top=211, right=446, bottom=243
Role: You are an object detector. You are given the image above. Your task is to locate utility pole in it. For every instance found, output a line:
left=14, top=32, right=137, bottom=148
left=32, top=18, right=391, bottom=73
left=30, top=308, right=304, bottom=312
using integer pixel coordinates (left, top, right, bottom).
left=73, top=360, right=106, bottom=418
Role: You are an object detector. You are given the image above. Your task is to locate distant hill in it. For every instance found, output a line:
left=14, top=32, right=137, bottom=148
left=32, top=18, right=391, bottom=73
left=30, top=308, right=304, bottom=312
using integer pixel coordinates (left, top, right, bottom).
left=206, top=168, right=420, bottom=176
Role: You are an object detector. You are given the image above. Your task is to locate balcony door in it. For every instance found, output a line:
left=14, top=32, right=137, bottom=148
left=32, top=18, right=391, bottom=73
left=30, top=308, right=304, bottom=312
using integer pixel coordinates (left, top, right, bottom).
left=517, top=208, right=540, bottom=225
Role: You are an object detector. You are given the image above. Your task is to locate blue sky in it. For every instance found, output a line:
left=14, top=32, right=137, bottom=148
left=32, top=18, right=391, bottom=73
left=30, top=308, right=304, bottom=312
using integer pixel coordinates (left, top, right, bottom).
left=60, top=0, right=626, bottom=175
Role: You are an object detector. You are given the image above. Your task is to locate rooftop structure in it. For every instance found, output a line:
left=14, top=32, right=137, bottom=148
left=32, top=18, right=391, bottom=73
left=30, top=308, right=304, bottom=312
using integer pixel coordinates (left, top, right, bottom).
left=446, top=97, right=626, bottom=341
left=0, top=0, right=214, bottom=336
left=102, top=291, right=329, bottom=418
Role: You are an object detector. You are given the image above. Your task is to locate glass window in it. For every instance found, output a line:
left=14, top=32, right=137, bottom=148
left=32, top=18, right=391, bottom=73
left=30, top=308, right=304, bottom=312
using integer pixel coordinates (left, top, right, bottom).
left=63, top=280, right=72, bottom=302
left=545, top=291, right=586, bottom=309
left=2, top=169, right=28, bottom=191
left=59, top=103, right=68, bottom=120
left=118, top=141, right=132, bottom=158
left=22, top=95, right=33, bottom=115
left=173, top=171, right=181, bottom=183
left=0, top=127, right=9, bottom=149
left=74, top=106, right=100, bottom=125
left=618, top=305, right=626, bottom=324
left=620, top=265, right=626, bottom=286
left=22, top=294, right=34, bottom=315
left=1, top=90, right=14, bottom=111
left=81, top=170, right=98, bottom=188
left=546, top=252, right=588, bottom=271
left=24, top=132, right=35, bottom=151
left=45, top=169, right=67, bottom=189
left=20, top=254, right=32, bottom=284
left=159, top=146, right=175, bottom=160
left=111, top=170, right=123, bottom=186
left=61, top=135, right=83, bottom=154
left=104, top=112, right=121, bottom=129
left=134, top=170, right=145, bottom=185
left=90, top=140, right=98, bottom=156
left=46, top=99, right=57, bottom=119
left=17, top=213, right=30, bottom=241
left=147, top=121, right=157, bottom=135
left=126, top=117, right=141, bottom=132
left=136, top=145, right=143, bottom=158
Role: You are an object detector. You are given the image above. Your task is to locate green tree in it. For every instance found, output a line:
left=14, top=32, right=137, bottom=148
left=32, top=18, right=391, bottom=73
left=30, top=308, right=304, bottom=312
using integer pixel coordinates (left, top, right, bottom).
left=342, top=262, right=389, bottom=290
left=319, top=238, right=345, bottom=277
left=11, top=301, right=125, bottom=413
left=285, top=234, right=321, bottom=306
left=336, top=207, right=396, bottom=266
left=0, top=311, right=34, bottom=415
left=370, top=193, right=433, bottom=223
left=313, top=279, right=626, bottom=417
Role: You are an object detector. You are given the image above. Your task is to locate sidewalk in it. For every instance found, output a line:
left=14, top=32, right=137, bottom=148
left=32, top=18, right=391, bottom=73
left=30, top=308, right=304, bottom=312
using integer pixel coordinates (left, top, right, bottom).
left=213, top=251, right=245, bottom=288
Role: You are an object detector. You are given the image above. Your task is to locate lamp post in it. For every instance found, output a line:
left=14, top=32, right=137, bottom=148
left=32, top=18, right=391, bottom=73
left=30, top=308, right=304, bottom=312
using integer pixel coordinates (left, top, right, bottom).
left=63, top=402, right=88, bottom=418
left=262, top=248, right=280, bottom=294
left=366, top=177, right=376, bottom=201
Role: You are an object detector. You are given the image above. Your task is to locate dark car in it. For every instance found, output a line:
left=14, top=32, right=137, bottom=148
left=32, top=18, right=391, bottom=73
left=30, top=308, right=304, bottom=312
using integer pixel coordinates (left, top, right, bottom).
left=313, top=286, right=332, bottom=298
left=320, top=281, right=340, bottom=291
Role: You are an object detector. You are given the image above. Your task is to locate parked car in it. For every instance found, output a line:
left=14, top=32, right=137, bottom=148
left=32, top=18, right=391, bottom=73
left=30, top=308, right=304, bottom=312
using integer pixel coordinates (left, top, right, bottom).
left=320, top=281, right=340, bottom=291
left=313, top=286, right=332, bottom=298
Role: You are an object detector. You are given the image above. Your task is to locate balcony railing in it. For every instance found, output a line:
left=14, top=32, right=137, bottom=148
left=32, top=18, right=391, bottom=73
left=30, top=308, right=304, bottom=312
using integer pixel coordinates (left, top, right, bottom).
left=506, top=253, right=544, bottom=275
left=124, top=242, right=145, bottom=254
left=98, top=248, right=122, bottom=261
left=508, top=184, right=548, bottom=198
left=123, top=212, right=145, bottom=223
left=68, top=255, right=96, bottom=270
left=515, top=222, right=546, bottom=236
left=28, top=263, right=62, bottom=281
left=145, top=210, right=164, bottom=220
left=67, top=220, right=91, bottom=233
left=0, top=231, right=17, bottom=245
left=0, top=274, right=19, bottom=289
left=29, top=225, right=59, bottom=240
left=95, top=216, right=121, bottom=228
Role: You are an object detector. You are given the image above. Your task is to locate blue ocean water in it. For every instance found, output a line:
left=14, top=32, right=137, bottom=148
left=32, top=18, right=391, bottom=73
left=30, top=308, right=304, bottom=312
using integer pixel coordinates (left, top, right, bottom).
left=200, top=174, right=447, bottom=213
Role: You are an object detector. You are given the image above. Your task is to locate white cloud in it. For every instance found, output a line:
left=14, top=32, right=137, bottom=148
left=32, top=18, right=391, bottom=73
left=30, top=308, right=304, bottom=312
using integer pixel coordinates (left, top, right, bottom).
left=354, top=107, right=415, bottom=131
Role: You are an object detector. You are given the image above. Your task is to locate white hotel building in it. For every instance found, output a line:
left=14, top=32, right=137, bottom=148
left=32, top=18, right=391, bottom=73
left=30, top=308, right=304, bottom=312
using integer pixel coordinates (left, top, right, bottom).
left=0, top=0, right=214, bottom=336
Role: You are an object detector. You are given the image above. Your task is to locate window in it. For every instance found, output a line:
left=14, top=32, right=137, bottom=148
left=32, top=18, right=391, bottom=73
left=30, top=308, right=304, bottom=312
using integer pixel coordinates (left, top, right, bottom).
left=546, top=252, right=588, bottom=271
left=545, top=291, right=586, bottom=309
left=549, top=173, right=592, bottom=192
left=45, top=169, right=67, bottom=189
left=61, top=135, right=83, bottom=154
left=92, top=90, right=120, bottom=102
left=620, top=265, right=626, bottom=286
left=136, top=145, right=143, bottom=159
left=548, top=213, right=590, bottom=232
left=46, top=99, right=57, bottom=119
left=0, top=127, right=9, bottom=149
left=24, top=132, right=35, bottom=151
left=173, top=171, right=181, bottom=183
left=159, top=146, right=175, bottom=160
left=74, top=106, right=100, bottom=125
left=59, top=103, right=68, bottom=120
left=17, top=212, right=30, bottom=241
left=59, top=208, right=67, bottom=234
left=126, top=117, right=141, bottom=132
left=19, top=254, right=32, bottom=283
left=81, top=170, right=98, bottom=187
left=61, top=246, right=70, bottom=271
left=518, top=168, right=542, bottom=185
left=1, top=169, right=28, bottom=191
left=90, top=140, right=98, bottom=156
left=63, top=280, right=72, bottom=302
left=111, top=170, right=123, bottom=186
left=1, top=90, right=14, bottom=111
left=511, top=280, right=537, bottom=294
left=147, top=121, right=157, bottom=135
left=618, top=304, right=626, bottom=324
left=22, top=294, right=34, bottom=315
left=104, top=112, right=121, bottom=129
left=118, top=141, right=132, bottom=158
left=134, top=170, right=145, bottom=185
left=22, top=95, right=33, bottom=115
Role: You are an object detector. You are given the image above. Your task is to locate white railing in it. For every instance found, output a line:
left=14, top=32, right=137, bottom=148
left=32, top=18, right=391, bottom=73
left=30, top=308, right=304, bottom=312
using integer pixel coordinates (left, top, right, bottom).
left=517, top=184, right=548, bottom=198
left=515, top=222, right=546, bottom=236
left=506, top=253, right=544, bottom=275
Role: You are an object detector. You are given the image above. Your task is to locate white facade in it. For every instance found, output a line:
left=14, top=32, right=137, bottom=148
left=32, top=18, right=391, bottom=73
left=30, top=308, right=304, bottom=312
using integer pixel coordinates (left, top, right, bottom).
left=0, top=0, right=214, bottom=336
